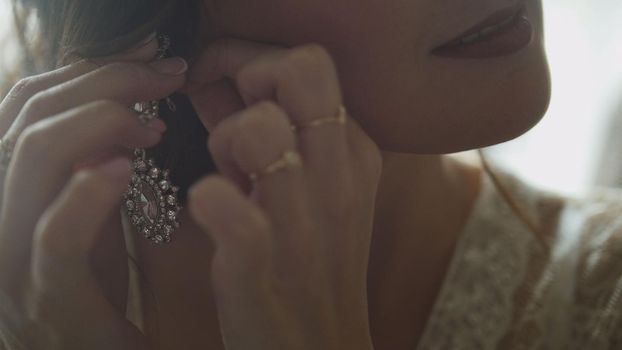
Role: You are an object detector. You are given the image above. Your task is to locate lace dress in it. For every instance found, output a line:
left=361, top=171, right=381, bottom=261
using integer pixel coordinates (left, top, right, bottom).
left=96, top=165, right=622, bottom=349
left=414, top=167, right=622, bottom=349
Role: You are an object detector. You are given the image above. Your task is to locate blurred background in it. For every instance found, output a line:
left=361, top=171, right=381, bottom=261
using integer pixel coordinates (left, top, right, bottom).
left=485, top=0, right=622, bottom=195
left=1, top=0, right=621, bottom=196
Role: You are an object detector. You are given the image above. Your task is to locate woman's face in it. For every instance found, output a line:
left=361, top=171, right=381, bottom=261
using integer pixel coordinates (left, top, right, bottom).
left=204, top=0, right=551, bottom=153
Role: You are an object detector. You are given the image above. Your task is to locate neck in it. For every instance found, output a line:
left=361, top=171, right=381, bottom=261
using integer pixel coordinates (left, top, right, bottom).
left=367, top=151, right=481, bottom=348
left=372, top=151, right=480, bottom=245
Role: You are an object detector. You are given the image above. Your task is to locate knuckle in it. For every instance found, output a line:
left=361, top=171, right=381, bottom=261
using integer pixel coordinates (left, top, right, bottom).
left=70, top=170, right=116, bottom=206
left=8, top=76, right=40, bottom=101
left=285, top=44, right=334, bottom=76
left=251, top=101, right=287, bottom=123
left=299, top=43, right=333, bottom=64
left=17, top=123, right=51, bottom=163
left=235, top=103, right=290, bottom=145
left=22, top=90, right=52, bottom=121
left=34, top=214, right=73, bottom=261
left=16, top=100, right=133, bottom=164
left=277, top=44, right=339, bottom=99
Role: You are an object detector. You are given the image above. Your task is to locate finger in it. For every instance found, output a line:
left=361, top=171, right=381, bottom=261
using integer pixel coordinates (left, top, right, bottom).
left=0, top=37, right=172, bottom=214
left=0, top=60, right=100, bottom=137
left=186, top=38, right=281, bottom=92
left=0, top=100, right=164, bottom=285
left=185, top=38, right=283, bottom=128
left=207, top=101, right=314, bottom=269
left=188, top=175, right=274, bottom=288
left=184, top=38, right=268, bottom=134
left=188, top=39, right=350, bottom=184
left=188, top=175, right=282, bottom=350
left=0, top=33, right=164, bottom=193
left=234, top=44, right=351, bottom=181
left=4, top=57, right=187, bottom=141
left=32, top=158, right=130, bottom=265
left=30, top=157, right=147, bottom=350
left=0, top=31, right=161, bottom=138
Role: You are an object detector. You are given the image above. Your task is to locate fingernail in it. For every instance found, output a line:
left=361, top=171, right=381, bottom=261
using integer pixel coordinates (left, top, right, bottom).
left=96, top=157, right=131, bottom=179
left=150, top=57, right=188, bottom=75
left=144, top=118, right=167, bottom=133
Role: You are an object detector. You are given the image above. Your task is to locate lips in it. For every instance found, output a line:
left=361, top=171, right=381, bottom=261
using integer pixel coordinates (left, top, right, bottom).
left=432, top=2, right=525, bottom=53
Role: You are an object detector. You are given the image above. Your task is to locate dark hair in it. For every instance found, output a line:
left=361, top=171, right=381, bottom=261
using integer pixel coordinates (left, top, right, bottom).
left=14, top=0, right=200, bottom=69
left=9, top=0, right=218, bottom=204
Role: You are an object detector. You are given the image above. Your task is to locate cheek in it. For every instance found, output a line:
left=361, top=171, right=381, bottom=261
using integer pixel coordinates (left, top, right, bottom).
left=340, top=49, right=551, bottom=154
left=211, top=0, right=344, bottom=44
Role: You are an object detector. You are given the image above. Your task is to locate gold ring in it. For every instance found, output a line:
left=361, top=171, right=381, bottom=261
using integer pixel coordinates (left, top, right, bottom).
left=248, top=150, right=303, bottom=182
left=290, top=105, right=347, bottom=132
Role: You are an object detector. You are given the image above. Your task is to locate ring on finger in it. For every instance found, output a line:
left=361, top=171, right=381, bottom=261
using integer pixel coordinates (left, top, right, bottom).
left=290, top=105, right=347, bottom=132
left=259, top=104, right=346, bottom=183
left=248, top=149, right=303, bottom=183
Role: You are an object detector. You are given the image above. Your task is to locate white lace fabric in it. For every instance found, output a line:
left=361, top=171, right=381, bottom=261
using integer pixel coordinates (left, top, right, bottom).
left=416, top=167, right=622, bottom=350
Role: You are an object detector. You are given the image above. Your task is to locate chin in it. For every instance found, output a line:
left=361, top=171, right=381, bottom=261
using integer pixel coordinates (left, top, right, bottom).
left=342, top=36, right=552, bottom=155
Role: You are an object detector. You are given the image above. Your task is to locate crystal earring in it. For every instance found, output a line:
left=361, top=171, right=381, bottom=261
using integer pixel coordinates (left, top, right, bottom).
left=123, top=34, right=181, bottom=245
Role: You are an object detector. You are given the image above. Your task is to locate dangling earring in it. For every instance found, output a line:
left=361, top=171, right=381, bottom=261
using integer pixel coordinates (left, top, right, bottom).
left=123, top=34, right=181, bottom=245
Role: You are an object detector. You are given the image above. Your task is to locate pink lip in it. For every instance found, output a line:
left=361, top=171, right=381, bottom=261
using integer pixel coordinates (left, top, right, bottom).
left=432, top=2, right=527, bottom=51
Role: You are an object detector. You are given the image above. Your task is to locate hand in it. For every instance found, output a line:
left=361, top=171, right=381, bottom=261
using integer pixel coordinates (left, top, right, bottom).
left=186, top=38, right=383, bottom=350
left=0, top=38, right=186, bottom=349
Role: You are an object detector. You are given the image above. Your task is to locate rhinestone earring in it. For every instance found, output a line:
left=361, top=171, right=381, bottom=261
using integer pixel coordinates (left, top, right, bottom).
left=123, top=34, right=181, bottom=245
